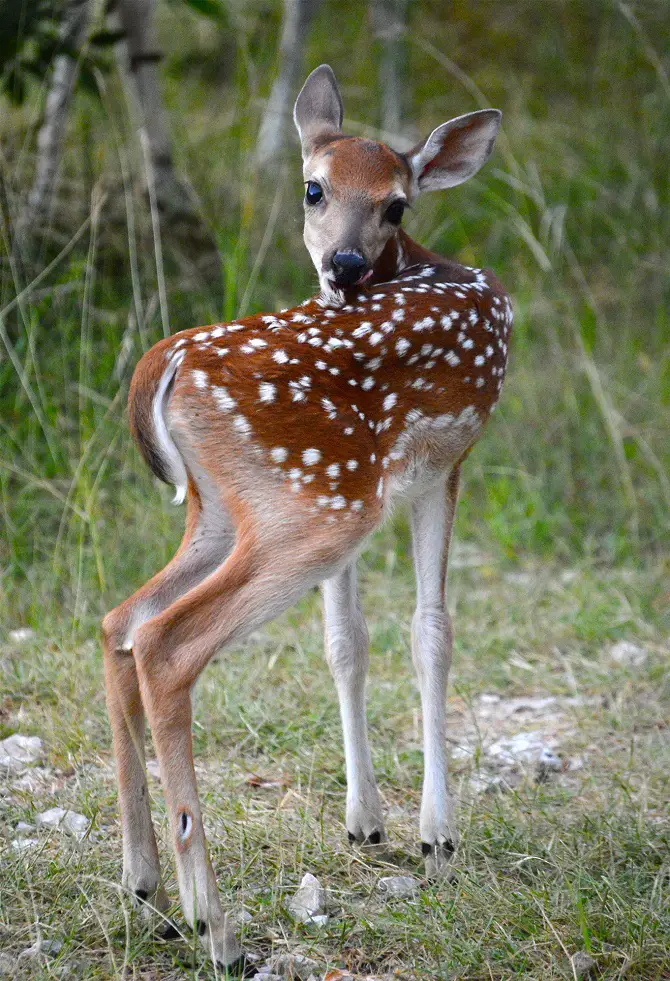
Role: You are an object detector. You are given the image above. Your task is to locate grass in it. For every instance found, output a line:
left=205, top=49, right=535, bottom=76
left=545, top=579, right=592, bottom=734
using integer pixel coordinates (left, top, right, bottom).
left=1, top=550, right=668, bottom=978
left=1, top=0, right=669, bottom=977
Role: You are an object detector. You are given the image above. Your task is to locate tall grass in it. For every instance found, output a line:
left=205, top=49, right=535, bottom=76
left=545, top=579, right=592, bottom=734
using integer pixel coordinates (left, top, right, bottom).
left=0, top=0, right=669, bottom=632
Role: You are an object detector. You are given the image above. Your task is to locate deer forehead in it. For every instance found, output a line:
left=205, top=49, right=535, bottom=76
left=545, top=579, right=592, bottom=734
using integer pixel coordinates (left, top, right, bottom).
left=307, top=137, right=410, bottom=203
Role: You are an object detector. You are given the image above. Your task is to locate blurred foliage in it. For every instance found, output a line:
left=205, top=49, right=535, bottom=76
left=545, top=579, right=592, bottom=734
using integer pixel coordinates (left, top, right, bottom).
left=0, top=0, right=67, bottom=103
left=0, top=0, right=669, bottom=625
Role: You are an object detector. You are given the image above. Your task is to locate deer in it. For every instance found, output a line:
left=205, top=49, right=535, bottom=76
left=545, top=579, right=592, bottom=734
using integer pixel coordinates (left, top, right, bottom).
left=102, top=64, right=512, bottom=974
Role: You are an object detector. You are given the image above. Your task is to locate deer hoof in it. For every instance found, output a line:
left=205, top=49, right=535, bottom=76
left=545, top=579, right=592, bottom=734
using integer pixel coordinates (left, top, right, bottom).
left=421, top=839, right=457, bottom=880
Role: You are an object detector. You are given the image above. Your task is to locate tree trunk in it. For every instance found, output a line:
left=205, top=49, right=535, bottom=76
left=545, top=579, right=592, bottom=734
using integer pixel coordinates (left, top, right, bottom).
left=370, top=0, right=411, bottom=141
left=116, top=0, right=197, bottom=220
left=16, top=0, right=91, bottom=252
left=255, top=0, right=323, bottom=168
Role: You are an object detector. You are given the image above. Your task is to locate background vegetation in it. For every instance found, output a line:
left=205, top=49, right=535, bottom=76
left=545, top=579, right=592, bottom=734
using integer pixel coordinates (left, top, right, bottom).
left=0, top=1, right=668, bottom=978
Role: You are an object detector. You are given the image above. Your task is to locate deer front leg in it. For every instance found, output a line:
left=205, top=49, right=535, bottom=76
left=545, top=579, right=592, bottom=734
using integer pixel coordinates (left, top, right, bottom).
left=410, top=468, right=461, bottom=878
left=323, top=565, right=385, bottom=846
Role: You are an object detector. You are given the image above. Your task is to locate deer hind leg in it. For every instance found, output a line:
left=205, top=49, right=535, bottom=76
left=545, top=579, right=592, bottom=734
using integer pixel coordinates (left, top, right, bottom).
left=323, top=563, right=385, bottom=847
left=102, top=483, right=235, bottom=914
left=131, top=520, right=358, bottom=970
left=410, top=466, right=461, bottom=878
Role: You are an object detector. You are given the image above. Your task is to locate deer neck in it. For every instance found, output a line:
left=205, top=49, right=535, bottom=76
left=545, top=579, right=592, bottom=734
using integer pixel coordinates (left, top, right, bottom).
left=369, top=229, right=442, bottom=286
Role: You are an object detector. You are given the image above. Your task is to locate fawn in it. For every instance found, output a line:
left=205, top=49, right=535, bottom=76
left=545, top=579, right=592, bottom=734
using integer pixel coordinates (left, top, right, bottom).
left=103, top=65, right=511, bottom=972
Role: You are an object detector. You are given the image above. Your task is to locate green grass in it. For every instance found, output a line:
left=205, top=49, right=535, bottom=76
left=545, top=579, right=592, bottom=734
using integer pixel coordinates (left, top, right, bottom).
left=1, top=1, right=669, bottom=977
left=1, top=554, right=668, bottom=978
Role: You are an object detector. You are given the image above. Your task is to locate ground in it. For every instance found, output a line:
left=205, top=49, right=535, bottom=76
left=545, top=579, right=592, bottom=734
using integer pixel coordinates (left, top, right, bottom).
left=1, top=527, right=668, bottom=980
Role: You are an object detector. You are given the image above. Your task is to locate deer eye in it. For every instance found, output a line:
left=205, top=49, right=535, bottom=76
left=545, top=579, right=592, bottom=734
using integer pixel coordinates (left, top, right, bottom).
left=384, top=200, right=406, bottom=225
left=305, top=181, right=323, bottom=205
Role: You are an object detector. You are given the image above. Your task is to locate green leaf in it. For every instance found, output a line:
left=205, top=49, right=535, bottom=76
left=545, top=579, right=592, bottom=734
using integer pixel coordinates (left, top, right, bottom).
left=173, top=0, right=227, bottom=22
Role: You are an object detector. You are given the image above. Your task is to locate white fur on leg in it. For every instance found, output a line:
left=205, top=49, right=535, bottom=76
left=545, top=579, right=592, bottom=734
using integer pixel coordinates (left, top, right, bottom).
left=323, top=565, right=385, bottom=844
left=411, top=472, right=460, bottom=875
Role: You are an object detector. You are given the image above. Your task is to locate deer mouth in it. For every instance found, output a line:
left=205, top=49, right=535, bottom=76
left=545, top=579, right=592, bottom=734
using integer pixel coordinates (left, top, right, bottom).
left=331, top=267, right=373, bottom=289
left=356, top=269, right=374, bottom=285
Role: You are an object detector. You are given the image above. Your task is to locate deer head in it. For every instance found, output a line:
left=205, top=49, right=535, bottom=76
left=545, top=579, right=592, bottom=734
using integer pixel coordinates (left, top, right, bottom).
left=293, top=64, right=502, bottom=300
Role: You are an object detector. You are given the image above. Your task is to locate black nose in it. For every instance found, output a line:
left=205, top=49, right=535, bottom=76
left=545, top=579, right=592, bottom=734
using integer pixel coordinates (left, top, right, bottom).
left=331, top=250, right=368, bottom=286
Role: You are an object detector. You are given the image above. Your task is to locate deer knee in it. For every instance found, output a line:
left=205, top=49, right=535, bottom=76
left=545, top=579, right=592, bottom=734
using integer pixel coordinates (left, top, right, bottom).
left=102, top=606, right=133, bottom=656
left=411, top=606, right=453, bottom=673
left=325, top=615, right=369, bottom=683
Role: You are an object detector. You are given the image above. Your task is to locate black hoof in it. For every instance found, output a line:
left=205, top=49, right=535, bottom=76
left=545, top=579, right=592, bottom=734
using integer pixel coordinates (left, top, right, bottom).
left=348, top=829, right=384, bottom=846
left=421, top=839, right=455, bottom=857
left=216, top=954, right=254, bottom=978
left=156, top=919, right=180, bottom=940
left=135, top=888, right=149, bottom=901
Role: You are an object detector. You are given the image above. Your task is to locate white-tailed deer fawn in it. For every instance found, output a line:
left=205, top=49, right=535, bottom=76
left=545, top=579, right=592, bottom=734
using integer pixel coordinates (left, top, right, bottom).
left=103, top=65, right=511, bottom=972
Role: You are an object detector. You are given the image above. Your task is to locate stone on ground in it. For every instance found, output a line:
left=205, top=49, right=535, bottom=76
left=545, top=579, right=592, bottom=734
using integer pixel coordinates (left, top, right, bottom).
left=36, top=807, right=89, bottom=837
left=262, top=953, right=319, bottom=979
left=287, top=872, right=327, bottom=924
left=377, top=875, right=421, bottom=899
left=0, top=734, right=43, bottom=774
left=609, top=640, right=647, bottom=666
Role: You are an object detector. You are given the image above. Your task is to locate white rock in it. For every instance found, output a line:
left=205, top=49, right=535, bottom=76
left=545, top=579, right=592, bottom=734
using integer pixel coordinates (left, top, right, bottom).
left=8, top=628, right=35, bottom=644
left=609, top=641, right=647, bottom=666
left=19, top=939, right=63, bottom=958
left=468, top=773, right=505, bottom=795
left=265, top=953, right=318, bottom=979
left=36, top=808, right=90, bottom=838
left=377, top=875, right=420, bottom=899
left=15, top=821, right=36, bottom=835
left=287, top=872, right=326, bottom=922
left=146, top=759, right=161, bottom=779
left=12, top=837, right=40, bottom=852
left=488, top=731, right=561, bottom=768
left=0, top=734, right=43, bottom=774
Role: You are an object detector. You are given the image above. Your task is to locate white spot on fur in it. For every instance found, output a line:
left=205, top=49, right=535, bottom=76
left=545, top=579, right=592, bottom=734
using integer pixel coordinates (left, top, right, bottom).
left=212, top=386, right=236, bottom=412
left=233, top=415, right=252, bottom=439
left=259, top=382, right=277, bottom=403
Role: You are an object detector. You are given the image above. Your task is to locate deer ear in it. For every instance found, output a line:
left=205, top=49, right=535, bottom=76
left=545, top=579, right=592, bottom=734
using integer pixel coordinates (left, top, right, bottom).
left=294, top=64, right=344, bottom=159
left=408, top=109, right=502, bottom=193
